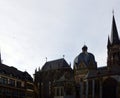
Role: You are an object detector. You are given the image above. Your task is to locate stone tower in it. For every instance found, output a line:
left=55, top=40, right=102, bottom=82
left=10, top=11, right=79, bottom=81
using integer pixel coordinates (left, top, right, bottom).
left=107, top=15, right=120, bottom=67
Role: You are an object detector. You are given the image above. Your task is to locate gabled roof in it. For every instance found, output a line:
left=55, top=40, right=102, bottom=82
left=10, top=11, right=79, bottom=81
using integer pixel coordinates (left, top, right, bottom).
left=0, top=63, right=33, bottom=82
left=41, top=58, right=71, bottom=71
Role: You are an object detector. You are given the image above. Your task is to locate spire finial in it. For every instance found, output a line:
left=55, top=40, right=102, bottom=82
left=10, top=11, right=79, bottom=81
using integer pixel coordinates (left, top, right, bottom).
left=82, top=45, right=88, bottom=52
left=63, top=55, right=65, bottom=58
left=45, top=57, right=47, bottom=62
left=84, top=42, right=86, bottom=46
left=112, top=9, right=114, bottom=15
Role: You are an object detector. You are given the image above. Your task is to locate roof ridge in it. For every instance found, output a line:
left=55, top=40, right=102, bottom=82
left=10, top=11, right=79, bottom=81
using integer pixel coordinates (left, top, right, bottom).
left=46, top=58, right=64, bottom=63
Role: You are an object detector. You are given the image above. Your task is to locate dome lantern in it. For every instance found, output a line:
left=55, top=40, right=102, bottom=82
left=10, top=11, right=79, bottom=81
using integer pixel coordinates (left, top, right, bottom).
left=82, top=45, right=88, bottom=53
left=74, top=45, right=97, bottom=70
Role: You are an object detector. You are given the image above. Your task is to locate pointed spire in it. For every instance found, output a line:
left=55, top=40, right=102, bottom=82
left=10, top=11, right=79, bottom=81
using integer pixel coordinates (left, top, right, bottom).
left=35, top=68, right=37, bottom=73
left=107, top=36, right=111, bottom=49
left=111, top=14, right=120, bottom=44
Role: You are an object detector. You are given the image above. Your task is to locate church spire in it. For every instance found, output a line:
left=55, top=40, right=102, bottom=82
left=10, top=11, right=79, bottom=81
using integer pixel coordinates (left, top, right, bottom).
left=107, top=13, right=120, bottom=67
left=107, top=36, right=111, bottom=49
left=110, top=14, right=120, bottom=44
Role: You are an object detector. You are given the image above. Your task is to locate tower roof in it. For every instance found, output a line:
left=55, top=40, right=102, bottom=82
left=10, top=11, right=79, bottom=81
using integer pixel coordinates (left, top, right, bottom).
left=0, top=63, right=33, bottom=82
left=110, top=15, right=120, bottom=44
left=107, top=36, right=111, bottom=49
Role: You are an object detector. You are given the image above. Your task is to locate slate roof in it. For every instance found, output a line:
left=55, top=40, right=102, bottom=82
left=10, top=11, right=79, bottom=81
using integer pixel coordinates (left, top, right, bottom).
left=41, top=58, right=71, bottom=71
left=0, top=63, right=33, bottom=82
left=86, top=66, right=120, bottom=79
left=54, top=72, right=74, bottom=86
left=74, top=52, right=96, bottom=66
left=74, top=45, right=97, bottom=69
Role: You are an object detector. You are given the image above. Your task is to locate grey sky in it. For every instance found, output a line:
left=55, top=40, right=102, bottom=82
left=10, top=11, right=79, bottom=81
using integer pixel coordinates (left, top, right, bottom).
left=0, top=0, right=120, bottom=76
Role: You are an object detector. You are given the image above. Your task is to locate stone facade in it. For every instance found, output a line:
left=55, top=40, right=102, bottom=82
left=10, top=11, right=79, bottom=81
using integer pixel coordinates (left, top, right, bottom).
left=34, top=59, right=74, bottom=98
left=34, top=15, right=120, bottom=98
left=73, top=15, right=120, bottom=98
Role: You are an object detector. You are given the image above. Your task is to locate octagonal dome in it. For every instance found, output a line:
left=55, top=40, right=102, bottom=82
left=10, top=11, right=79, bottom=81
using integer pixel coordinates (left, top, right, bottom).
left=74, top=45, right=97, bottom=70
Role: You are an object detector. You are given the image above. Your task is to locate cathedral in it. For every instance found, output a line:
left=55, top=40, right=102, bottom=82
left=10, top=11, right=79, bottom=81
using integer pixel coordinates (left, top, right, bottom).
left=34, top=58, right=75, bottom=98
left=34, top=14, right=120, bottom=98
left=74, top=14, right=120, bottom=98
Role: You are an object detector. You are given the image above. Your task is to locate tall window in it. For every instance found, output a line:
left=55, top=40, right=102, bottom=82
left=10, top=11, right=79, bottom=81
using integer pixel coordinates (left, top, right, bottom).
left=57, top=88, right=59, bottom=96
left=0, top=77, right=8, bottom=85
left=61, top=87, right=64, bottom=96
left=9, top=79, right=15, bottom=86
left=17, top=81, right=21, bottom=88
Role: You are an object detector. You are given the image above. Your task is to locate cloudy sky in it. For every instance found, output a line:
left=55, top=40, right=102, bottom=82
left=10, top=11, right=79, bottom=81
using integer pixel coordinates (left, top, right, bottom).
left=0, top=0, right=120, bottom=76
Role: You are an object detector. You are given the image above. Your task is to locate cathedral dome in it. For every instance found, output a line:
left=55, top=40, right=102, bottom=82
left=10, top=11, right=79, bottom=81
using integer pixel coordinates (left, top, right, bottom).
left=74, top=45, right=97, bottom=70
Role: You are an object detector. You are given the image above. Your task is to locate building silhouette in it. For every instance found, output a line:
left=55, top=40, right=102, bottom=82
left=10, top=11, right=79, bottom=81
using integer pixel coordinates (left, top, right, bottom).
left=0, top=53, right=35, bottom=98
left=34, top=58, right=74, bottom=98
left=34, top=14, right=120, bottom=98
left=74, top=14, right=120, bottom=98
left=74, top=45, right=97, bottom=98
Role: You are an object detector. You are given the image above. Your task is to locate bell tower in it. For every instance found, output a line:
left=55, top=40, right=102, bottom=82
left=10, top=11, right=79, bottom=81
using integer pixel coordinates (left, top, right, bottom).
left=107, top=14, right=120, bottom=67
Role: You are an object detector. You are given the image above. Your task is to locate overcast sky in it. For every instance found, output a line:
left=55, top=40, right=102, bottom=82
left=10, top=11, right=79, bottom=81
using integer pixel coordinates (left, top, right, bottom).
left=0, top=0, right=120, bottom=76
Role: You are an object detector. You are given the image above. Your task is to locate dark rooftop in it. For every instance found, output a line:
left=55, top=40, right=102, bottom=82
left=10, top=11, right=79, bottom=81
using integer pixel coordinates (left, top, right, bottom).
left=0, top=63, right=33, bottom=82
left=86, top=66, right=120, bottom=79
left=41, top=58, right=71, bottom=71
